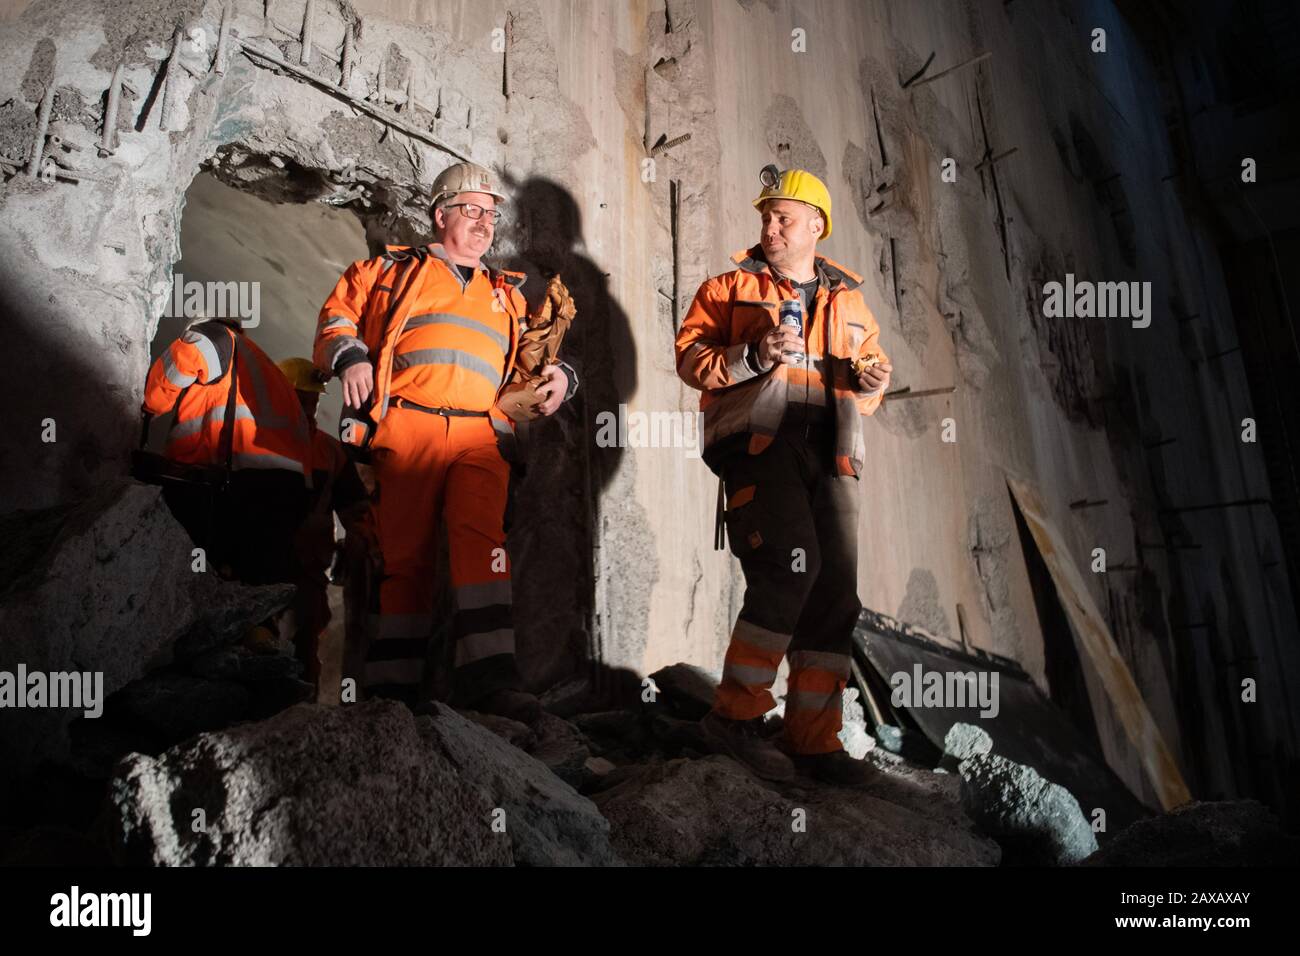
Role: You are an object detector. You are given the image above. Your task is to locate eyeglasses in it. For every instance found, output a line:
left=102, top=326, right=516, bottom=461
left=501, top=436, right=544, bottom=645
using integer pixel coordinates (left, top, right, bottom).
left=444, top=202, right=505, bottom=224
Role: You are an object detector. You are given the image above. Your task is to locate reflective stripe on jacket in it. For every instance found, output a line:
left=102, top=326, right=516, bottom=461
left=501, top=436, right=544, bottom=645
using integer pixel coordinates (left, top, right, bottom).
left=312, top=243, right=527, bottom=446
left=143, top=320, right=312, bottom=475
left=675, top=245, right=888, bottom=477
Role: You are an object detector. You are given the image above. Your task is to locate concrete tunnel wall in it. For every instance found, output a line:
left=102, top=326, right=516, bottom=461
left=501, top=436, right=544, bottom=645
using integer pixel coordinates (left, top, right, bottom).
left=2, top=0, right=1296, bottom=814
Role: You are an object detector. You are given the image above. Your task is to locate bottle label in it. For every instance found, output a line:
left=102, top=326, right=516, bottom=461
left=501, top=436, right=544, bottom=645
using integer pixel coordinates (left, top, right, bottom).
left=778, top=298, right=803, bottom=332
left=779, top=298, right=805, bottom=362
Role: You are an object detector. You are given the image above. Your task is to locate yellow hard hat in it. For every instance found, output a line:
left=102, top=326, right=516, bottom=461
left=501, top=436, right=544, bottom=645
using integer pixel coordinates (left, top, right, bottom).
left=752, top=165, right=832, bottom=240
left=278, top=357, right=326, bottom=393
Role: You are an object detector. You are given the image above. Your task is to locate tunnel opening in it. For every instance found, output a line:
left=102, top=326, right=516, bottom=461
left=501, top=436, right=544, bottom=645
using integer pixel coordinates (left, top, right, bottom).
left=144, top=156, right=381, bottom=705
left=147, top=162, right=374, bottom=445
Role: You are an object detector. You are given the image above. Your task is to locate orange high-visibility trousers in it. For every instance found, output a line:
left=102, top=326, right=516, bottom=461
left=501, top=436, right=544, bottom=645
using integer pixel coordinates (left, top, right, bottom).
left=363, top=405, right=517, bottom=705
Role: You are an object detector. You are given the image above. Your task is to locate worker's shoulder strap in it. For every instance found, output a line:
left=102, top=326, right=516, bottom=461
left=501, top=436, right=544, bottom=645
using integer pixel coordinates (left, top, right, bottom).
left=372, top=243, right=430, bottom=291
left=185, top=319, right=238, bottom=382
left=155, top=322, right=237, bottom=447
left=359, top=246, right=426, bottom=306
left=715, top=473, right=727, bottom=551
left=375, top=246, right=430, bottom=330
left=217, top=327, right=240, bottom=480
left=487, top=267, right=527, bottom=293
left=378, top=245, right=429, bottom=275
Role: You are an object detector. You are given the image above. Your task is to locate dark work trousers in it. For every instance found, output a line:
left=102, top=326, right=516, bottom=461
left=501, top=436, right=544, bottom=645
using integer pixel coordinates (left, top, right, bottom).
left=163, top=470, right=308, bottom=586
left=713, top=420, right=862, bottom=754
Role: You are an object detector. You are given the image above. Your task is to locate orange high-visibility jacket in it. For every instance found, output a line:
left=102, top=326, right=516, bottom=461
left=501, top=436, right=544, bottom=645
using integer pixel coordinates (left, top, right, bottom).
left=312, top=243, right=532, bottom=451
left=675, top=245, right=888, bottom=477
left=143, top=319, right=312, bottom=475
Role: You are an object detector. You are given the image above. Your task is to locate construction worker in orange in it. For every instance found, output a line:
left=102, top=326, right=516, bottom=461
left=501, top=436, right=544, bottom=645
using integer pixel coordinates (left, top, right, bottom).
left=142, top=317, right=312, bottom=588
left=675, top=166, right=892, bottom=785
left=312, top=161, right=578, bottom=722
left=277, top=357, right=372, bottom=686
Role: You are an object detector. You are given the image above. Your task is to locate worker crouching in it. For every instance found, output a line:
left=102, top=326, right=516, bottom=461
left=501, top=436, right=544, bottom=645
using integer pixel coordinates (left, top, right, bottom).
left=142, top=317, right=313, bottom=589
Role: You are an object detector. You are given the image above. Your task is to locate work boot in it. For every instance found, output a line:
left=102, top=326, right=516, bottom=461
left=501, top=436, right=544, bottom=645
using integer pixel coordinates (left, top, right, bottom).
left=700, top=710, right=795, bottom=782
left=472, top=688, right=542, bottom=724
left=790, top=749, right=878, bottom=788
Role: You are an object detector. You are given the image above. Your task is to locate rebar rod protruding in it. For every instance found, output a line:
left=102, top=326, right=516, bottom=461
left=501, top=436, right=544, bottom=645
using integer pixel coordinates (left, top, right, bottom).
left=98, top=62, right=125, bottom=156
left=27, top=74, right=56, bottom=177
left=160, top=27, right=187, bottom=132
left=904, top=50, right=992, bottom=89
left=215, top=1, right=232, bottom=75
left=300, top=0, right=315, bottom=64
left=340, top=21, right=355, bottom=88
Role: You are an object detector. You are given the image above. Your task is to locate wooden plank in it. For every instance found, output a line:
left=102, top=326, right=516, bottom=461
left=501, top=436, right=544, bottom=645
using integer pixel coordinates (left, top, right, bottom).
left=849, top=654, right=889, bottom=729
left=1007, top=475, right=1191, bottom=810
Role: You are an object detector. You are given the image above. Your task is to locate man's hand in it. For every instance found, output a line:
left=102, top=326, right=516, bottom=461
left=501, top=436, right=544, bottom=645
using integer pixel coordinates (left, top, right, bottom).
left=340, top=361, right=374, bottom=407
left=856, top=359, right=892, bottom=395
left=757, top=326, right=804, bottom=368
left=533, top=363, right=569, bottom=416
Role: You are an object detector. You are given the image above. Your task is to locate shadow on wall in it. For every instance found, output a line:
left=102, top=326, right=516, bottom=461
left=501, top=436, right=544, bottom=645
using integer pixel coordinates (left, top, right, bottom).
left=499, top=176, right=639, bottom=696
left=0, top=245, right=140, bottom=518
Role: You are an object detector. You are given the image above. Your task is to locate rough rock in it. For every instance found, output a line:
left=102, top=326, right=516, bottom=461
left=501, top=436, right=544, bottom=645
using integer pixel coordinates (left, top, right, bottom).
left=646, top=662, right=717, bottom=720
left=525, top=712, right=593, bottom=788
left=172, top=584, right=298, bottom=662
left=585, top=756, right=617, bottom=776
left=943, top=722, right=994, bottom=762
left=644, top=709, right=711, bottom=756
left=537, top=676, right=596, bottom=718
left=572, top=709, right=654, bottom=760
left=1081, top=800, right=1300, bottom=866
left=0, top=481, right=294, bottom=776
left=419, top=703, right=622, bottom=866
left=466, top=709, right=601, bottom=791
left=837, top=687, right=877, bottom=759
left=107, top=700, right=512, bottom=866
left=956, top=740, right=1098, bottom=865
left=461, top=710, right=536, bottom=749
left=114, top=673, right=254, bottom=746
left=188, top=644, right=301, bottom=682
left=593, top=753, right=1000, bottom=866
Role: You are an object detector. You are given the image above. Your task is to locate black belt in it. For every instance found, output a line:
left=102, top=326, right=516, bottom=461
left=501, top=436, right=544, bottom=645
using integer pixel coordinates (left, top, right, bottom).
left=392, top=397, right=490, bottom=417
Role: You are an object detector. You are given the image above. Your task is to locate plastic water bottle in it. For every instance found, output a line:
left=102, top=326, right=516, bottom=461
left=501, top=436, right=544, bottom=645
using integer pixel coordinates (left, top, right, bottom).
left=779, top=298, right=805, bottom=363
